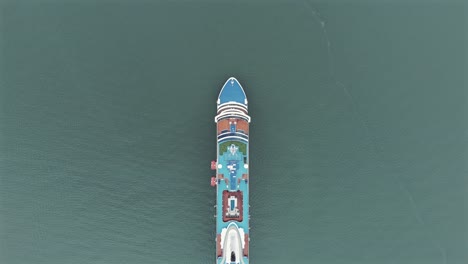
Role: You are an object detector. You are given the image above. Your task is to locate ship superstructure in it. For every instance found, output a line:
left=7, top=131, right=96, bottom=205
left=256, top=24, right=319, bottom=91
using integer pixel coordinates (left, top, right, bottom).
left=211, top=77, right=251, bottom=264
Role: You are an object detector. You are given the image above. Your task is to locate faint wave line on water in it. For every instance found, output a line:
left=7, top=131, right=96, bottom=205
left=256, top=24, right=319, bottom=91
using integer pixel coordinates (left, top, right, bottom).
left=302, top=1, right=448, bottom=263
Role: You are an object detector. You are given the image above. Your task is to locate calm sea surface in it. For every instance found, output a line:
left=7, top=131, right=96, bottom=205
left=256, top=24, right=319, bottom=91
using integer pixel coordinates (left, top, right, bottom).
left=0, top=1, right=467, bottom=263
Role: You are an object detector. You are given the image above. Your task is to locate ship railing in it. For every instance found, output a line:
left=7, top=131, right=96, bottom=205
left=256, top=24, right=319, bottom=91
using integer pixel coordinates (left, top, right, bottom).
left=217, top=102, right=248, bottom=113
left=215, top=110, right=251, bottom=123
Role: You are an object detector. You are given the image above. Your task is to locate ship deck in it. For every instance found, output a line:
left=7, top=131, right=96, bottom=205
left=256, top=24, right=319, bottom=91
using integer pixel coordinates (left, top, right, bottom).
left=215, top=77, right=250, bottom=264
left=216, top=139, right=249, bottom=264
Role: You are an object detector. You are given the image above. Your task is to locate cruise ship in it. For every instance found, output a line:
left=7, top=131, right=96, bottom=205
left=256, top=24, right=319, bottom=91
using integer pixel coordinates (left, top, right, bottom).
left=211, top=77, right=251, bottom=264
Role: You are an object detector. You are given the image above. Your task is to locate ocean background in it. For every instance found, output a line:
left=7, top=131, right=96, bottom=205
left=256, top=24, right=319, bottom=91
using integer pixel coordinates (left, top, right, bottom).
left=0, top=0, right=466, bottom=263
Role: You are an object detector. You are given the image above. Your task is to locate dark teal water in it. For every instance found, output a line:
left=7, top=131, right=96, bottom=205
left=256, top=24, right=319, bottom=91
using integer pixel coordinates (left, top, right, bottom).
left=0, top=1, right=467, bottom=263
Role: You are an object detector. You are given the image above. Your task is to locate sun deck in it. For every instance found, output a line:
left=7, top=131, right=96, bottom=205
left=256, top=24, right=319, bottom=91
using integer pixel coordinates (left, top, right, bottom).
left=215, top=140, right=250, bottom=264
left=216, top=141, right=249, bottom=230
